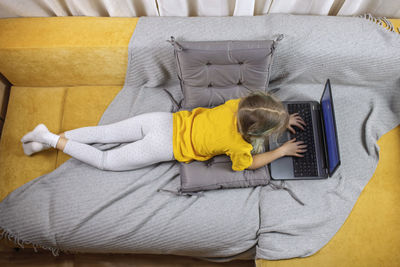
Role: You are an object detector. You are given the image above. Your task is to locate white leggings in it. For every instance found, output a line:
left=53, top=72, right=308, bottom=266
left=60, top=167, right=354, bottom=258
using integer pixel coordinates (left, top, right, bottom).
left=63, top=112, right=174, bottom=171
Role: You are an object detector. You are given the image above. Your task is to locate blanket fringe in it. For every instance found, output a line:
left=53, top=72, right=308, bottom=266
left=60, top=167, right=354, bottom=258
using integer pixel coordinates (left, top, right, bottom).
left=359, top=13, right=399, bottom=34
left=0, top=228, right=61, bottom=256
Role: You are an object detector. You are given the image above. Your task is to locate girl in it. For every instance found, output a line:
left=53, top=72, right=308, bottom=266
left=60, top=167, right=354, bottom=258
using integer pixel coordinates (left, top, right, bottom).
left=21, top=91, right=306, bottom=172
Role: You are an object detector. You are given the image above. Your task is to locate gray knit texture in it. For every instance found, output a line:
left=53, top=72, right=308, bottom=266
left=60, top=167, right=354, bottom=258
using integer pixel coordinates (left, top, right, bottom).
left=0, top=14, right=399, bottom=261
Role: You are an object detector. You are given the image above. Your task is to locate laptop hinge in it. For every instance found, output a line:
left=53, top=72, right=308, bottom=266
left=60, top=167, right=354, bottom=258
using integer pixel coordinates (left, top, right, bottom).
left=315, top=106, right=329, bottom=175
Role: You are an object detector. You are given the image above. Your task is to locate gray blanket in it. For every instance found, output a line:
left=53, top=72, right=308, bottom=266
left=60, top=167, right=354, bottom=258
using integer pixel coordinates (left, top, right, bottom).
left=1, top=14, right=399, bottom=261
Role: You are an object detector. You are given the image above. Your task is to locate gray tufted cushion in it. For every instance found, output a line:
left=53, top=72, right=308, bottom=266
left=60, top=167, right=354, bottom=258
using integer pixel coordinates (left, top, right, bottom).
left=179, top=155, right=270, bottom=193
left=170, top=38, right=277, bottom=109
left=167, top=37, right=281, bottom=193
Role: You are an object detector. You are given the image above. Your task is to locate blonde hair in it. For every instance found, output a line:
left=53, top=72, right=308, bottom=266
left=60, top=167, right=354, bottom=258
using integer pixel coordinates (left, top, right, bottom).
left=237, top=91, right=289, bottom=154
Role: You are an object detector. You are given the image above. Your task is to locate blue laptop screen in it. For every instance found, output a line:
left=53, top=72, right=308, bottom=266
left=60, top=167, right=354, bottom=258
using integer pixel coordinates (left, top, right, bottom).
left=321, top=81, right=340, bottom=175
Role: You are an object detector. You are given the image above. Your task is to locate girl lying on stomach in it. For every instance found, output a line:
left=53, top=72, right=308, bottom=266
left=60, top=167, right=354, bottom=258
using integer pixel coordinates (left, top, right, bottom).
left=21, top=91, right=306, bottom=171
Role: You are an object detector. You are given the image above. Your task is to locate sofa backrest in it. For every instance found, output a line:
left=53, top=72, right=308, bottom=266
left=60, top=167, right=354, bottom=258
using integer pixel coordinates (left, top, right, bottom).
left=0, top=17, right=138, bottom=87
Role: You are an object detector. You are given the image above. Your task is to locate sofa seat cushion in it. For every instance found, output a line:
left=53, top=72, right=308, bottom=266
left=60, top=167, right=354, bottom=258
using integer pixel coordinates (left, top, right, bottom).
left=0, top=85, right=122, bottom=201
left=0, top=86, right=65, bottom=201
left=0, top=17, right=138, bottom=87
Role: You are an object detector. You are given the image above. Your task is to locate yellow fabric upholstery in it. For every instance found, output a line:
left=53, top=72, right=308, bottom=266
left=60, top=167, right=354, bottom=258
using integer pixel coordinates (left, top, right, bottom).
left=0, top=17, right=137, bottom=87
left=0, top=17, right=399, bottom=266
left=0, top=86, right=65, bottom=200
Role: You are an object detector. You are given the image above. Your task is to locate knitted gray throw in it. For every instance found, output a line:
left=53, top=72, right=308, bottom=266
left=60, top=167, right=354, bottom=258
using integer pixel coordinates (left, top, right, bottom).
left=0, top=14, right=399, bottom=261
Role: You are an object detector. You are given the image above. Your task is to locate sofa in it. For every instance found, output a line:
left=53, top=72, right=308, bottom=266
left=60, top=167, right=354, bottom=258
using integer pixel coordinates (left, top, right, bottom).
left=0, top=17, right=399, bottom=266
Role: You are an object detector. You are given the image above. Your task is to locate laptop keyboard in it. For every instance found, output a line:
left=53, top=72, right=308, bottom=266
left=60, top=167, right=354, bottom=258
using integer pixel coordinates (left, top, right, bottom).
left=287, top=103, right=319, bottom=177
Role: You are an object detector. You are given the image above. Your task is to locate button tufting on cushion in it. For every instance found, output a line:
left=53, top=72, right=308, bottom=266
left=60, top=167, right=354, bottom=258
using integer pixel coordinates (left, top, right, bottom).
left=170, top=39, right=276, bottom=109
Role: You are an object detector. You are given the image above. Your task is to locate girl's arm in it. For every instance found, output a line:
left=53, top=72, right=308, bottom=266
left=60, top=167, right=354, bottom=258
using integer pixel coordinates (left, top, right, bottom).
left=247, top=138, right=307, bottom=170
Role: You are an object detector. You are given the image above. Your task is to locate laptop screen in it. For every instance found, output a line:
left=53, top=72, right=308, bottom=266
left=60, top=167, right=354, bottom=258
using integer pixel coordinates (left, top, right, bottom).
left=321, top=80, right=340, bottom=175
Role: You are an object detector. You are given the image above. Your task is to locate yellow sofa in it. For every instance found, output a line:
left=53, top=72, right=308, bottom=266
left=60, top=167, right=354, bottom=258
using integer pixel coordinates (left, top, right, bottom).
left=0, top=17, right=399, bottom=266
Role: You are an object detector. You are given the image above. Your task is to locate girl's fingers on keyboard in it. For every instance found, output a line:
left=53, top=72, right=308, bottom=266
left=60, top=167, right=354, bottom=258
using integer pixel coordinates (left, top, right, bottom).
left=294, top=115, right=306, bottom=125
left=298, top=118, right=306, bottom=126
left=294, top=122, right=305, bottom=130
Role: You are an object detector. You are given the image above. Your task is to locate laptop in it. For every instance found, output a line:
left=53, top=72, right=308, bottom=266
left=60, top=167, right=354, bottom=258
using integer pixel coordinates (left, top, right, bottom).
left=268, top=79, right=341, bottom=180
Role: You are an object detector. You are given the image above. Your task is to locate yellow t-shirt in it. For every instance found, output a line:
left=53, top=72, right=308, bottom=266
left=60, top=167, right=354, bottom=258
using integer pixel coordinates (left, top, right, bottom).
left=172, top=99, right=253, bottom=171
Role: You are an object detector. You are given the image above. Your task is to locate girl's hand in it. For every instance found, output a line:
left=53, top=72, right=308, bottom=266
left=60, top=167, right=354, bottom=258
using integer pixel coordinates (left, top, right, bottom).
left=278, top=138, right=307, bottom=157
left=287, top=113, right=306, bottom=134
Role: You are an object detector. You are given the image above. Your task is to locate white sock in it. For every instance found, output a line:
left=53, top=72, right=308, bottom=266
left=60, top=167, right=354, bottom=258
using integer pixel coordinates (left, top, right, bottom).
left=22, top=141, right=51, bottom=156
left=21, top=124, right=60, bottom=148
